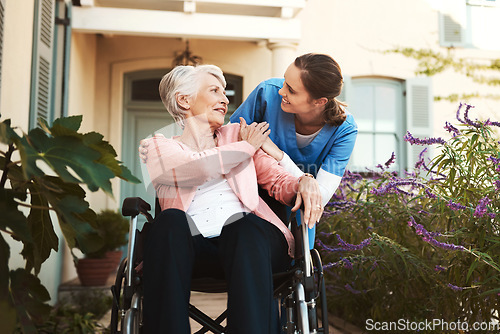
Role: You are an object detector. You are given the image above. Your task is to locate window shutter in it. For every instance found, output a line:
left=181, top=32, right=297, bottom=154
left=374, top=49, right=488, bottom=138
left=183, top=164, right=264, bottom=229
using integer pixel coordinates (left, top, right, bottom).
left=439, top=0, right=467, bottom=47
left=405, top=77, right=433, bottom=170
left=0, top=0, right=5, bottom=105
left=30, top=0, right=55, bottom=129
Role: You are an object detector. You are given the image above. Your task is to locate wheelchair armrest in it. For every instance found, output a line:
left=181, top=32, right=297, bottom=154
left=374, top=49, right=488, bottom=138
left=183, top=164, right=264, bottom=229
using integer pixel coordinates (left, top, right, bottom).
left=122, top=197, right=152, bottom=217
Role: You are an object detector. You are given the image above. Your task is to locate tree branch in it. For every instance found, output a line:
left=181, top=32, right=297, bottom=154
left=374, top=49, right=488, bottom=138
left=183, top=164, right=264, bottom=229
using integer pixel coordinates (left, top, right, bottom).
left=0, top=144, right=15, bottom=189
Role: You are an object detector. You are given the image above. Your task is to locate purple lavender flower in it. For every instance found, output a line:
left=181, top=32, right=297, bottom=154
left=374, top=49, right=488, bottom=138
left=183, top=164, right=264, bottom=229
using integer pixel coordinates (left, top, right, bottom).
left=463, top=103, right=482, bottom=128
left=408, top=217, right=465, bottom=251
left=323, top=261, right=342, bottom=270
left=448, top=283, right=464, bottom=291
left=342, top=258, right=354, bottom=270
left=336, top=234, right=372, bottom=251
left=371, top=179, right=425, bottom=197
left=344, top=283, right=364, bottom=294
left=317, top=239, right=346, bottom=253
left=377, top=152, right=396, bottom=170
left=446, top=199, right=467, bottom=211
left=456, top=103, right=465, bottom=124
left=425, top=188, right=437, bottom=199
left=435, top=265, right=446, bottom=272
left=474, top=197, right=492, bottom=218
left=444, top=121, right=461, bottom=137
left=488, top=156, right=500, bottom=169
left=404, top=131, right=446, bottom=146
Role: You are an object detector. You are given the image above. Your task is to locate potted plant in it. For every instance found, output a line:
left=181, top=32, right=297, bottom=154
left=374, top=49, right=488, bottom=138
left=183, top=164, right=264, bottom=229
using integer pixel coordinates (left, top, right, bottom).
left=75, top=210, right=129, bottom=286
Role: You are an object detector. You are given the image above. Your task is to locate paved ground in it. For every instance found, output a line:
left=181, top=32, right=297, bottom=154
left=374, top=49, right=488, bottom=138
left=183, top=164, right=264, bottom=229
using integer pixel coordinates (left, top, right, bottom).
left=81, top=280, right=364, bottom=334
left=189, top=292, right=365, bottom=334
left=86, top=280, right=364, bottom=333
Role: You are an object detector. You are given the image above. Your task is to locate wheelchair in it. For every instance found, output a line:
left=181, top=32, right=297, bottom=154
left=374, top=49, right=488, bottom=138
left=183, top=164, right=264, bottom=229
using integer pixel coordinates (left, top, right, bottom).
left=110, top=193, right=329, bottom=334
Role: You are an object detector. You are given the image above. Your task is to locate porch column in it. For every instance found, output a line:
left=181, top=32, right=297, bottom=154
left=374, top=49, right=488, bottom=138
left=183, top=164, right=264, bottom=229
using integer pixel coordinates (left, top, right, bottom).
left=267, top=41, right=298, bottom=78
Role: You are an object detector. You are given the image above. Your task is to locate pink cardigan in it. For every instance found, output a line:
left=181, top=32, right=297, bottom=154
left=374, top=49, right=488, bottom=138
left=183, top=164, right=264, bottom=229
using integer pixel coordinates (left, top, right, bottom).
left=144, top=123, right=299, bottom=256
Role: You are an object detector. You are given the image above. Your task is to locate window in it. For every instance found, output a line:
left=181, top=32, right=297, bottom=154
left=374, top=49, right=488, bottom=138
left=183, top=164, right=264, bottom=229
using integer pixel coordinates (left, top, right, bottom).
left=341, top=77, right=432, bottom=174
left=439, top=0, right=500, bottom=50
left=127, top=70, right=243, bottom=123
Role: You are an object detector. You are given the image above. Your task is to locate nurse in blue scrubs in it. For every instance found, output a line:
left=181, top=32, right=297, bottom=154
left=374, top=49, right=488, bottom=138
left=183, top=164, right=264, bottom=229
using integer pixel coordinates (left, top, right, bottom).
left=230, top=53, right=358, bottom=244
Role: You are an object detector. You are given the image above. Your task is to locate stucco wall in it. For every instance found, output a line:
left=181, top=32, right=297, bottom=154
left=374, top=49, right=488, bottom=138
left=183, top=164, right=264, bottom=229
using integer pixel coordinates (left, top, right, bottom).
left=1, top=0, right=35, bottom=128
left=298, top=0, right=500, bottom=138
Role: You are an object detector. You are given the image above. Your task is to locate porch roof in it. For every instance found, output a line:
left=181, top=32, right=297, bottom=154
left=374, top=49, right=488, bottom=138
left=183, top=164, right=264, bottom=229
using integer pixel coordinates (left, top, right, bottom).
left=72, top=0, right=304, bottom=42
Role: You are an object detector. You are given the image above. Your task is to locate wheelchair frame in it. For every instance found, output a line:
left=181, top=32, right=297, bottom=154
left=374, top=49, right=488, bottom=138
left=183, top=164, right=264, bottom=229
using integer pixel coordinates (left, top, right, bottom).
left=110, top=197, right=329, bottom=334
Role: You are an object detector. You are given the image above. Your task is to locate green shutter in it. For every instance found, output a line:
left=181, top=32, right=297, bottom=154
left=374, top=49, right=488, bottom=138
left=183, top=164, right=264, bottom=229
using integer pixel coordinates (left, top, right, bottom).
left=30, top=0, right=55, bottom=129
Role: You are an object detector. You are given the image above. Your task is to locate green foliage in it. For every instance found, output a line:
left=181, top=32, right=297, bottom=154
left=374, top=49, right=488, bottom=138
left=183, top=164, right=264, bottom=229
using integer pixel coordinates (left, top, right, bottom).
left=318, top=105, right=499, bottom=332
left=0, top=116, right=140, bottom=333
left=384, top=47, right=500, bottom=101
left=29, top=290, right=113, bottom=333
left=85, top=210, right=129, bottom=259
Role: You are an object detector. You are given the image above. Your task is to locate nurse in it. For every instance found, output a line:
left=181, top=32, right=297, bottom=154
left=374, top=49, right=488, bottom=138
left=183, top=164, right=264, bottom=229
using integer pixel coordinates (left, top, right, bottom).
left=230, top=53, right=358, bottom=240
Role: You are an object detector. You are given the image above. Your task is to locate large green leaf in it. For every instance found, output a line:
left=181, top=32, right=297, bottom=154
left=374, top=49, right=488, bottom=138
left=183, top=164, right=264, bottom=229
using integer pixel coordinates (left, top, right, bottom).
left=0, top=119, right=21, bottom=145
left=22, top=184, right=59, bottom=274
left=37, top=176, right=103, bottom=254
left=119, top=164, right=141, bottom=183
left=20, top=128, right=115, bottom=194
left=0, top=189, right=32, bottom=244
left=47, top=115, right=83, bottom=135
left=0, top=235, right=17, bottom=334
left=10, top=268, right=51, bottom=334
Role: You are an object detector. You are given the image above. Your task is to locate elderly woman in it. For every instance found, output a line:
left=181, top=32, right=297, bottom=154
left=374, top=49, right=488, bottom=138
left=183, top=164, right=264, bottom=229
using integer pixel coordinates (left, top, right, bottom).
left=141, top=64, right=321, bottom=334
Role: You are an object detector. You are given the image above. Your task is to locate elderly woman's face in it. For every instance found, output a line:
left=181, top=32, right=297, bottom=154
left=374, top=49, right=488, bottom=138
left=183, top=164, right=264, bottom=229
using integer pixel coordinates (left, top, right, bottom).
left=187, top=72, right=229, bottom=129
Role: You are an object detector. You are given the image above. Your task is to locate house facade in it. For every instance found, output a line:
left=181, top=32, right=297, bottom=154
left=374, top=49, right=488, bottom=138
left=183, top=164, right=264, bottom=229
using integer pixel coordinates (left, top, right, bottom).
left=2, top=0, right=499, bottom=302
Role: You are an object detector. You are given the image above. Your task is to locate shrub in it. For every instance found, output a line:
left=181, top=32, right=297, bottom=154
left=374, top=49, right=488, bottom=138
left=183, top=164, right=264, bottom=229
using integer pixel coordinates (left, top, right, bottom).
left=318, top=103, right=499, bottom=333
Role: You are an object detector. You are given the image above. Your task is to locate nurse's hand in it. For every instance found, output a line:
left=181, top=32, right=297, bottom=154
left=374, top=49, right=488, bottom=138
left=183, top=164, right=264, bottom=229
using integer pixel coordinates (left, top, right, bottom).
left=138, top=134, right=165, bottom=163
left=292, top=174, right=323, bottom=228
left=239, top=118, right=283, bottom=160
left=240, top=118, right=270, bottom=150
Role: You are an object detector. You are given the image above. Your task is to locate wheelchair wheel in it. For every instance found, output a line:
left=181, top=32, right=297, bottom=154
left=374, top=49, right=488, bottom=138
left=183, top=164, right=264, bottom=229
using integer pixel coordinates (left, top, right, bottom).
left=110, top=258, right=128, bottom=334
left=295, top=282, right=310, bottom=334
left=311, top=249, right=329, bottom=334
left=122, top=308, right=139, bottom=334
left=122, top=290, right=142, bottom=334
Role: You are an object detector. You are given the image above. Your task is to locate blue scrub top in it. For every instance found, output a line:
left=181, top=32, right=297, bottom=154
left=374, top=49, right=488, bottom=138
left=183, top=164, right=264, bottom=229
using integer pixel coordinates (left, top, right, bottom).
left=230, top=78, right=357, bottom=177
left=230, top=78, right=358, bottom=247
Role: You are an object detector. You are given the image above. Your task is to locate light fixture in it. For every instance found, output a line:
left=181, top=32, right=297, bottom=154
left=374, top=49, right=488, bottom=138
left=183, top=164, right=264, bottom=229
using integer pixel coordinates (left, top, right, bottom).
left=172, top=40, right=202, bottom=66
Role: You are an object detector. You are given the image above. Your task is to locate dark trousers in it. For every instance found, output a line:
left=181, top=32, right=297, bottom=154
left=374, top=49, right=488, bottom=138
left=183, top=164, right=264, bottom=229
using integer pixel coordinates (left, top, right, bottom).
left=142, top=209, right=290, bottom=334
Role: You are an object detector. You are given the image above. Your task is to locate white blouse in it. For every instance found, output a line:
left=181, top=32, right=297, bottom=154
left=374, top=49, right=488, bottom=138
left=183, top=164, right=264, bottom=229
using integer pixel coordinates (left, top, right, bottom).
left=186, top=176, right=250, bottom=238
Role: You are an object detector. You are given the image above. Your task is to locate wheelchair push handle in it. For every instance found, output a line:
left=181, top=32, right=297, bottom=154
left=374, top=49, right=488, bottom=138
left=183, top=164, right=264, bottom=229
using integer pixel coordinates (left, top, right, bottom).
left=122, top=197, right=152, bottom=218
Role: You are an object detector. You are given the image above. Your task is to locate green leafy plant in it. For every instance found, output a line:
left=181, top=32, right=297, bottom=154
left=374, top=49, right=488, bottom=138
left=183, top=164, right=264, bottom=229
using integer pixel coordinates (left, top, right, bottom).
left=383, top=47, right=500, bottom=102
left=318, top=104, right=499, bottom=333
left=0, top=116, right=140, bottom=333
left=84, top=210, right=129, bottom=259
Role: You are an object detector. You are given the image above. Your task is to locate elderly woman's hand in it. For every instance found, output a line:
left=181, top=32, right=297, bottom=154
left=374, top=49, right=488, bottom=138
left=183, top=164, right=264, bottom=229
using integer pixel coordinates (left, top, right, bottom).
left=239, top=118, right=270, bottom=150
left=291, top=174, right=323, bottom=228
left=138, top=134, right=165, bottom=163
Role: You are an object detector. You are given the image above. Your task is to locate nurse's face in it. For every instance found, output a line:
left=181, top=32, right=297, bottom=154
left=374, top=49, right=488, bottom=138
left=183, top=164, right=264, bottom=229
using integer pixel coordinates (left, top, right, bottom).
left=278, top=63, right=316, bottom=115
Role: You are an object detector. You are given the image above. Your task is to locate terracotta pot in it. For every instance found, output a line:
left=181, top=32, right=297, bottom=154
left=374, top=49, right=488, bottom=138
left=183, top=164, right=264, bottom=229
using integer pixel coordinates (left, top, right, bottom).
left=105, top=250, right=123, bottom=274
left=76, top=257, right=114, bottom=286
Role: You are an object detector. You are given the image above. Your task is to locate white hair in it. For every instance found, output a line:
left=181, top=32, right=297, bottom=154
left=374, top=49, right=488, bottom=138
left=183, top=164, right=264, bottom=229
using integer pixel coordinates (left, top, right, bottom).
left=158, top=64, right=226, bottom=128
